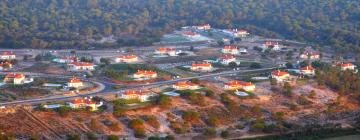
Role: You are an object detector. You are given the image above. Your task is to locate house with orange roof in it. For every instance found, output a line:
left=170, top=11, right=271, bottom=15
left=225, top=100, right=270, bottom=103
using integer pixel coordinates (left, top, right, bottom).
left=195, top=24, right=211, bottom=30
left=120, top=90, right=153, bottom=102
left=300, top=52, right=320, bottom=59
left=155, top=47, right=176, bottom=56
left=133, top=70, right=157, bottom=79
left=0, top=62, right=13, bottom=70
left=221, top=46, right=239, bottom=55
left=115, top=55, right=138, bottom=63
left=191, top=63, right=213, bottom=71
left=67, top=77, right=83, bottom=88
left=3, top=73, right=25, bottom=84
left=271, top=70, right=290, bottom=82
left=67, top=62, right=95, bottom=71
left=224, top=80, right=256, bottom=92
left=173, top=81, right=200, bottom=90
left=68, top=98, right=103, bottom=111
left=218, top=55, right=238, bottom=65
left=260, top=41, right=280, bottom=51
left=222, top=29, right=250, bottom=38
left=300, top=66, right=315, bottom=76
left=53, top=56, right=78, bottom=63
left=0, top=51, right=16, bottom=60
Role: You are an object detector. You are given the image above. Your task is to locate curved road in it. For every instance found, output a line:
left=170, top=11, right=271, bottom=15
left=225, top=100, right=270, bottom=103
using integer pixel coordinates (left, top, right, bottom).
left=0, top=67, right=276, bottom=106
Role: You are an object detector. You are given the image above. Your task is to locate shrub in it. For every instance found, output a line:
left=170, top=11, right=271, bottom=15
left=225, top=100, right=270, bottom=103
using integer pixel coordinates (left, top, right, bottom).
left=203, top=128, right=217, bottom=137
left=107, top=135, right=119, bottom=140
left=147, top=116, right=160, bottom=129
left=182, top=111, right=200, bottom=124
left=220, top=130, right=229, bottom=138
left=157, top=94, right=172, bottom=109
left=207, top=116, right=221, bottom=127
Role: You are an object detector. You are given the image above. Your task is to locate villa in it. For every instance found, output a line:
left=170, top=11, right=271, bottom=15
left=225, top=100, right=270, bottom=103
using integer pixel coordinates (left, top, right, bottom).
left=155, top=47, right=176, bottom=56
left=53, top=56, right=78, bottom=63
left=3, top=73, right=26, bottom=85
left=0, top=62, right=13, bottom=70
left=222, top=45, right=239, bottom=55
left=67, top=62, right=95, bottom=71
left=337, top=63, right=357, bottom=72
left=0, top=51, right=16, bottom=60
left=133, top=70, right=157, bottom=79
left=224, top=80, right=256, bottom=92
left=300, top=52, right=320, bottom=59
left=222, top=29, right=250, bottom=38
left=195, top=24, right=211, bottom=30
left=218, top=55, right=237, bottom=65
left=120, top=90, right=152, bottom=102
left=67, top=77, right=83, bottom=88
left=271, top=70, right=290, bottom=82
left=191, top=63, right=213, bottom=71
left=173, top=81, right=200, bottom=90
left=115, top=55, right=139, bottom=63
left=260, top=41, right=280, bottom=51
left=68, top=98, right=103, bottom=111
left=300, top=66, right=315, bottom=76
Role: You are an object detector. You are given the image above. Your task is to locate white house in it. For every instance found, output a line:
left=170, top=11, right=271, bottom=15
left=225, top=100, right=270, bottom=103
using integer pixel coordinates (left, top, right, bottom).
left=260, top=41, right=280, bottom=51
left=115, top=55, right=139, bottom=63
left=0, top=51, right=16, bottom=60
left=3, top=73, right=26, bottom=85
left=300, top=66, right=315, bottom=76
left=67, top=77, right=83, bottom=88
left=133, top=70, right=158, bottom=79
left=0, top=62, right=13, bottom=70
left=224, top=80, right=256, bottom=92
left=191, top=63, right=213, bottom=72
left=271, top=70, right=290, bottom=82
left=300, top=52, right=320, bottom=59
left=173, top=81, right=200, bottom=90
left=120, top=90, right=153, bottom=102
left=68, top=98, right=103, bottom=111
left=338, top=63, right=357, bottom=72
left=67, top=62, right=95, bottom=71
left=222, top=29, right=250, bottom=38
left=195, top=24, right=211, bottom=30
left=155, top=47, right=176, bottom=56
left=218, top=55, right=238, bottom=65
left=222, top=46, right=239, bottom=55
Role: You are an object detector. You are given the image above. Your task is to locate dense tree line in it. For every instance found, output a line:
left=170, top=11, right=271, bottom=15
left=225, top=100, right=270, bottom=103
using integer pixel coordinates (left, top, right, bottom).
left=0, top=0, right=359, bottom=52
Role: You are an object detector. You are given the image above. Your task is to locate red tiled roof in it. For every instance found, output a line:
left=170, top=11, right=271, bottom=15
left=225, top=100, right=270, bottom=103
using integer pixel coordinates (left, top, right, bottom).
left=223, top=46, right=238, bottom=50
left=69, top=62, right=94, bottom=66
left=69, top=77, right=82, bottom=83
left=340, top=63, right=355, bottom=68
left=264, top=41, right=279, bottom=46
left=226, top=81, right=254, bottom=87
left=300, top=66, right=315, bottom=71
left=5, top=73, right=24, bottom=79
left=72, top=98, right=95, bottom=105
left=182, top=31, right=197, bottom=36
left=118, top=55, right=138, bottom=59
left=134, top=70, right=157, bottom=75
left=272, top=70, right=289, bottom=76
left=156, top=48, right=175, bottom=52
left=174, top=81, right=198, bottom=87
left=123, top=90, right=146, bottom=95
left=220, top=55, right=235, bottom=60
left=0, top=62, right=12, bottom=67
left=192, top=63, right=212, bottom=67
left=60, top=56, right=77, bottom=60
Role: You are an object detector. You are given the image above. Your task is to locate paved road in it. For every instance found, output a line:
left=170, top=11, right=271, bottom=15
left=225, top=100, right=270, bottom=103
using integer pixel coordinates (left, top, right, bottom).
left=0, top=67, right=276, bottom=106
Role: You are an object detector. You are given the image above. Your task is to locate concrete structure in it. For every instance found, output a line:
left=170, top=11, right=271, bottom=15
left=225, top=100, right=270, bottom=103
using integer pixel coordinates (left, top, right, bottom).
left=222, top=46, right=239, bottom=55
left=300, top=66, right=315, bottom=76
left=155, top=47, right=176, bottom=56
left=133, top=70, right=157, bottom=79
left=120, top=90, right=152, bottom=102
left=115, top=55, right=138, bottom=63
left=0, top=51, right=16, bottom=60
left=67, top=62, right=95, bottom=71
left=271, top=70, right=290, bottom=82
left=3, top=73, right=25, bottom=85
left=173, top=81, right=200, bottom=90
left=53, top=56, right=77, bottom=63
left=67, top=77, right=83, bottom=88
left=191, top=63, right=213, bottom=72
left=224, top=80, right=256, bottom=92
